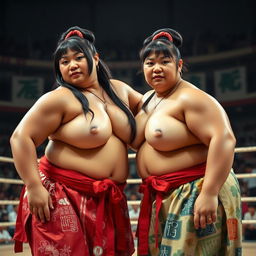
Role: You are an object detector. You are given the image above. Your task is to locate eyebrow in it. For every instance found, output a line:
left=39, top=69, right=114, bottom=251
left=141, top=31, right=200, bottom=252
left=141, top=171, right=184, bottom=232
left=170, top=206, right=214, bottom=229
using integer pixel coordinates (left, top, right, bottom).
left=146, top=55, right=170, bottom=61
left=61, top=51, right=81, bottom=59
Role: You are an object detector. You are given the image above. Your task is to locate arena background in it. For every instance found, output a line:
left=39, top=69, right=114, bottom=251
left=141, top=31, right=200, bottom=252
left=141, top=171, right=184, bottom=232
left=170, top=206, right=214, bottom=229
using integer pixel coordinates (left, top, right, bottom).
left=0, top=0, right=256, bottom=255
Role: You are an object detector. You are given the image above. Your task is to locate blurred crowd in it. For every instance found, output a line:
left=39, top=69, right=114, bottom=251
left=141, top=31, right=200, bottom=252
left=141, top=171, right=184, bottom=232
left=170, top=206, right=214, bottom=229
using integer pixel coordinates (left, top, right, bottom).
left=0, top=29, right=254, bottom=61
left=1, top=111, right=256, bottom=243
left=0, top=28, right=256, bottom=243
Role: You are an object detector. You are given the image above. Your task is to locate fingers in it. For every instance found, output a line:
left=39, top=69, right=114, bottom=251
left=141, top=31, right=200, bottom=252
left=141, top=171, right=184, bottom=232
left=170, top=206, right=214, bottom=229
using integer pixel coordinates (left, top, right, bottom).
left=27, top=186, right=53, bottom=223
left=48, top=196, right=54, bottom=210
left=31, top=206, right=46, bottom=222
left=206, top=213, right=216, bottom=224
left=212, top=213, right=217, bottom=223
left=30, top=205, right=51, bottom=223
left=193, top=214, right=207, bottom=229
left=206, top=215, right=212, bottom=224
left=29, top=197, right=53, bottom=223
left=43, top=205, right=50, bottom=222
left=200, top=215, right=207, bottom=229
left=37, top=207, right=46, bottom=223
left=194, top=212, right=200, bottom=229
left=194, top=213, right=216, bottom=229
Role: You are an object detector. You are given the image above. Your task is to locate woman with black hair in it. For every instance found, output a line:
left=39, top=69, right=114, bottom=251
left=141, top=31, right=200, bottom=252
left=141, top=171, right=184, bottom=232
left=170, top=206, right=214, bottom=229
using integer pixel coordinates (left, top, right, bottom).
left=132, top=28, right=242, bottom=255
left=10, top=26, right=141, bottom=256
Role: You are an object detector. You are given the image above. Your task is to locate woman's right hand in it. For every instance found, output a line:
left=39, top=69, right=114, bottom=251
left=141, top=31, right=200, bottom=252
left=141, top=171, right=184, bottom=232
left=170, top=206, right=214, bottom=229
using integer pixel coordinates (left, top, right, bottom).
left=27, top=184, right=54, bottom=223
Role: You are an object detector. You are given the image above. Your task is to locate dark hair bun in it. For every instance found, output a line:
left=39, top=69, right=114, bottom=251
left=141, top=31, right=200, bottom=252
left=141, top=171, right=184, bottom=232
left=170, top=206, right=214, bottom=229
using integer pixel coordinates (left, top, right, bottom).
left=143, top=28, right=183, bottom=48
left=59, top=26, right=95, bottom=44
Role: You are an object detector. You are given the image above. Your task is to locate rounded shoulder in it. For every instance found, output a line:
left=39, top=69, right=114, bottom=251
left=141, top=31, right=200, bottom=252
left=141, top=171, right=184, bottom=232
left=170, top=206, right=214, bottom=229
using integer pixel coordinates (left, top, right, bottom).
left=34, top=86, right=75, bottom=111
left=143, top=89, right=154, bottom=97
left=42, top=86, right=73, bottom=100
left=178, top=80, right=220, bottom=108
left=110, top=79, right=142, bottom=114
left=110, top=79, right=131, bottom=90
left=142, top=90, right=154, bottom=102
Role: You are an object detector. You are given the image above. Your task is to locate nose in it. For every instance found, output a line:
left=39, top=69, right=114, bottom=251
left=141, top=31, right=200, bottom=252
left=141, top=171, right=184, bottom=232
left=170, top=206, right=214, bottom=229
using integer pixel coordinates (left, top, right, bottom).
left=153, top=63, right=162, bottom=72
left=70, top=60, right=78, bottom=70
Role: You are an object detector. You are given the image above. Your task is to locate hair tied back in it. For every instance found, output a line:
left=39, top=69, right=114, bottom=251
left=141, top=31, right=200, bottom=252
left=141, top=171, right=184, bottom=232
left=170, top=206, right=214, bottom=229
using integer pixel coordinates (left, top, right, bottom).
left=65, top=30, right=84, bottom=40
left=152, top=31, right=173, bottom=42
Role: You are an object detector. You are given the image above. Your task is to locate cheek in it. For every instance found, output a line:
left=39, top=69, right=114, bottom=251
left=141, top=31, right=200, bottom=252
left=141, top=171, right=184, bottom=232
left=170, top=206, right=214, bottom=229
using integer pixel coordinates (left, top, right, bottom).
left=60, top=66, right=69, bottom=77
left=81, top=63, right=90, bottom=74
left=59, top=68, right=70, bottom=82
left=59, top=66, right=65, bottom=75
left=143, top=68, right=151, bottom=81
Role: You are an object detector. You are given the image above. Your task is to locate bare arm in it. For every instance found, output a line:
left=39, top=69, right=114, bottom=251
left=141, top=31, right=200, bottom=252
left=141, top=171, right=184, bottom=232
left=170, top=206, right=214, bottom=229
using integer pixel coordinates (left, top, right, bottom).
left=129, top=91, right=154, bottom=150
left=110, top=79, right=142, bottom=115
left=183, top=88, right=236, bottom=228
left=10, top=89, right=68, bottom=222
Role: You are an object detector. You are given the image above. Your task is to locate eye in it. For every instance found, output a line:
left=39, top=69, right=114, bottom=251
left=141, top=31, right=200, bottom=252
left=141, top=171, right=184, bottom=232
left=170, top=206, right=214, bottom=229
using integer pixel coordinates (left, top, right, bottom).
left=60, top=60, right=69, bottom=65
left=76, top=55, right=85, bottom=61
left=162, top=59, right=171, bottom=64
left=145, top=61, right=154, bottom=66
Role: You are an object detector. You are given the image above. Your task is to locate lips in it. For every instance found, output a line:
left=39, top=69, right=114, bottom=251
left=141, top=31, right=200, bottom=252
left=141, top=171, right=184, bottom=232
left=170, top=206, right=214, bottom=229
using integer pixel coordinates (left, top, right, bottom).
left=153, top=75, right=164, bottom=79
left=70, top=72, right=81, bottom=77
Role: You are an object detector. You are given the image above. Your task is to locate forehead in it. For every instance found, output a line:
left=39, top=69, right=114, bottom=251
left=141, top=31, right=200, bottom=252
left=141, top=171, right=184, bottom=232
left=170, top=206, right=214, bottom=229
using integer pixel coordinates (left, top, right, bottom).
left=61, top=48, right=80, bottom=57
left=145, top=52, right=171, bottom=60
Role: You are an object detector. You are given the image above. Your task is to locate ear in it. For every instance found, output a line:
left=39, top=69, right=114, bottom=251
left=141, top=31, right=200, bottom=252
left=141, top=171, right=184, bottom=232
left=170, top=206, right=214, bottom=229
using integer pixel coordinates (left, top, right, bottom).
left=94, top=53, right=99, bottom=66
left=178, top=59, right=183, bottom=73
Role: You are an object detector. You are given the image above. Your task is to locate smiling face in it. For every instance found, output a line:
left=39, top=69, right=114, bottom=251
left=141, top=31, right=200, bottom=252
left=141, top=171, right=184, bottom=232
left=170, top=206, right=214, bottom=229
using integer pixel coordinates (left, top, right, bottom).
left=143, top=52, right=183, bottom=95
left=59, top=48, right=99, bottom=89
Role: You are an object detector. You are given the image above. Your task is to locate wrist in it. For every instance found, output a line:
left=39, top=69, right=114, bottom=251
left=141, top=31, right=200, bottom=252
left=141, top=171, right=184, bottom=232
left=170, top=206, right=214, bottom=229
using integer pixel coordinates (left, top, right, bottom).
left=201, top=177, right=223, bottom=196
left=200, top=186, right=220, bottom=196
left=26, top=180, right=43, bottom=190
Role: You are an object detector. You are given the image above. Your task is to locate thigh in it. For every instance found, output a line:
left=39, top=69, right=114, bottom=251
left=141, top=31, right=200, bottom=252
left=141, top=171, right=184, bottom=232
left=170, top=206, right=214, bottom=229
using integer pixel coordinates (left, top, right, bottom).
left=148, top=179, right=228, bottom=256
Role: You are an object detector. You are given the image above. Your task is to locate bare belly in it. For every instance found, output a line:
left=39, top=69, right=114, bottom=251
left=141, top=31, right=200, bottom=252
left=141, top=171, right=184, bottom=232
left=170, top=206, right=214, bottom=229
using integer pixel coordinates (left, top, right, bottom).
left=44, top=135, right=128, bottom=182
left=136, top=142, right=208, bottom=178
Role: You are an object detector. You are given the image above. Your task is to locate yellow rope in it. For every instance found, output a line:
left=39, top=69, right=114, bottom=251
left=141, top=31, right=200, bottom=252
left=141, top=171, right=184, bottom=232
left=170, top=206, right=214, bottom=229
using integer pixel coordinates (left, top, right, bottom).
left=2, top=174, right=256, bottom=185
left=1, top=220, right=256, bottom=227
left=0, top=146, right=255, bottom=164
left=130, top=220, right=256, bottom=226
left=235, top=146, right=256, bottom=153
left=0, top=178, right=23, bottom=184
left=1, top=197, right=256, bottom=206
left=1, top=146, right=256, bottom=228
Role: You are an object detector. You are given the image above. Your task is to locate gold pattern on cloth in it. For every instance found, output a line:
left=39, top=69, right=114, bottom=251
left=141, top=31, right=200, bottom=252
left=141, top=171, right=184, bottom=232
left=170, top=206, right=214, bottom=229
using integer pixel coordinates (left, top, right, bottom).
left=144, top=171, right=242, bottom=256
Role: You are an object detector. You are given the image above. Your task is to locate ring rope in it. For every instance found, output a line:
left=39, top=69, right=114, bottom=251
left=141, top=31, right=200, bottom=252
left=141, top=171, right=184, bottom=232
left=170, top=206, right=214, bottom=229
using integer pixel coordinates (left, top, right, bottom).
left=1, top=146, right=256, bottom=228
left=130, top=220, right=256, bottom=226
left=1, top=197, right=256, bottom=206
left=1, top=219, right=255, bottom=228
left=1, top=173, right=256, bottom=186
left=0, top=146, right=256, bottom=164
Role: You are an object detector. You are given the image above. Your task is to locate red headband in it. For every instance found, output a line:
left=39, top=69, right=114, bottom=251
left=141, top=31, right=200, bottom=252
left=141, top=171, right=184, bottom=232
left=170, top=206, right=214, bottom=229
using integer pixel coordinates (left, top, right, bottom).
left=152, top=31, right=173, bottom=42
left=65, top=30, right=84, bottom=40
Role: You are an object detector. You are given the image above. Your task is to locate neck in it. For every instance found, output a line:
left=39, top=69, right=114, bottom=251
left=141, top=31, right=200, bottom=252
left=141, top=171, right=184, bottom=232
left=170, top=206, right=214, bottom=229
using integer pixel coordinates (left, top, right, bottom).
left=155, top=78, right=182, bottom=97
left=82, top=88, right=106, bottom=104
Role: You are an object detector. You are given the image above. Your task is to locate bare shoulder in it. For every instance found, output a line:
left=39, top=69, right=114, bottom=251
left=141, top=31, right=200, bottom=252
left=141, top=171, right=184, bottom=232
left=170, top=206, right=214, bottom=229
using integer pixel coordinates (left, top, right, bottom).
left=110, top=79, right=142, bottom=113
left=110, top=79, right=127, bottom=88
left=33, top=86, right=74, bottom=112
left=143, top=90, right=155, bottom=101
left=110, top=78, right=135, bottom=93
left=178, top=81, right=221, bottom=109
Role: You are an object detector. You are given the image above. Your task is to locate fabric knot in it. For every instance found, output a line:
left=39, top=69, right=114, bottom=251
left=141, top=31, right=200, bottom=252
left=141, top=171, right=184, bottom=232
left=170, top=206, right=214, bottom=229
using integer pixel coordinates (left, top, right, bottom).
left=151, top=178, right=169, bottom=193
left=93, top=180, right=123, bottom=204
left=141, top=176, right=169, bottom=194
left=137, top=164, right=206, bottom=255
left=93, top=180, right=109, bottom=193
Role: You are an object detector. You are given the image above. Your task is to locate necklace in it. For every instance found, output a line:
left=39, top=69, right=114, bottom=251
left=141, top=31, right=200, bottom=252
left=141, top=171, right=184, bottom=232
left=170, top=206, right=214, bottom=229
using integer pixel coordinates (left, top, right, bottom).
left=84, top=89, right=106, bottom=104
left=153, top=79, right=182, bottom=110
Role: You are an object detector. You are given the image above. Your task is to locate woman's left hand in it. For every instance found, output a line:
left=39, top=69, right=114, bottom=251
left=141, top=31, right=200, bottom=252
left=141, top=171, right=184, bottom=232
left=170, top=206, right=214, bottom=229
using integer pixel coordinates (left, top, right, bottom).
left=193, top=192, right=218, bottom=229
